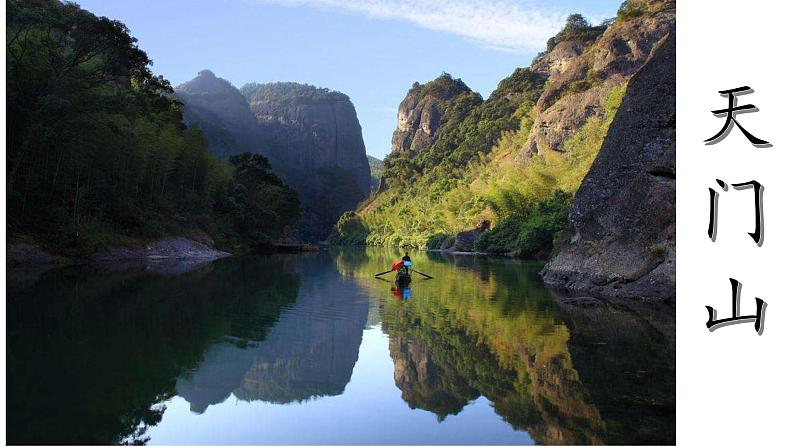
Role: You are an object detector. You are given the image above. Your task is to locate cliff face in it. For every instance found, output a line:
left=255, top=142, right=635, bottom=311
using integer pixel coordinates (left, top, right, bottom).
left=541, top=32, right=675, bottom=300
left=391, top=77, right=473, bottom=156
left=177, top=74, right=371, bottom=241
left=242, top=82, right=371, bottom=197
left=240, top=82, right=371, bottom=240
left=521, top=4, right=675, bottom=157
left=377, top=74, right=478, bottom=192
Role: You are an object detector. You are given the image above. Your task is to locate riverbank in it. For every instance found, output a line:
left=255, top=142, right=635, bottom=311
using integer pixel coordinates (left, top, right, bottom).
left=6, top=235, right=325, bottom=271
left=7, top=236, right=232, bottom=267
left=334, top=243, right=546, bottom=259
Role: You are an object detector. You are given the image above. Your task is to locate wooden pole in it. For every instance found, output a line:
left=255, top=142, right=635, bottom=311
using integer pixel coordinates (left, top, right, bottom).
left=410, top=269, right=433, bottom=279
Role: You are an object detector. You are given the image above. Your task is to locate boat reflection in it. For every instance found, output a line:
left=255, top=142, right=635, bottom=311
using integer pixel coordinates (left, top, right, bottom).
left=390, top=285, right=412, bottom=300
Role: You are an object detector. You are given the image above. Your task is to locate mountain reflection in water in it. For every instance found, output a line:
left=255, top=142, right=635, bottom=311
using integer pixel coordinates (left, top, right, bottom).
left=177, top=256, right=370, bottom=412
left=6, top=248, right=674, bottom=445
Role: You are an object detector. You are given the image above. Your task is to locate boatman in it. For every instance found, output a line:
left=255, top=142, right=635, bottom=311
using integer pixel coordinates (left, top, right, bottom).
left=401, top=252, right=412, bottom=270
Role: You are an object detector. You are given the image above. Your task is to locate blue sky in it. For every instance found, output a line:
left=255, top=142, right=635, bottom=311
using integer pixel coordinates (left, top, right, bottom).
left=75, top=0, right=621, bottom=159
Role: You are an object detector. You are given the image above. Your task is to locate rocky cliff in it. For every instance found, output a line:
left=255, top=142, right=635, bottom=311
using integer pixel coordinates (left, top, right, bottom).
left=177, top=74, right=371, bottom=241
left=541, top=31, right=675, bottom=300
left=240, top=82, right=371, bottom=196
left=521, top=2, right=674, bottom=158
left=391, top=76, right=473, bottom=156
left=377, top=73, right=479, bottom=192
left=241, top=82, right=371, bottom=240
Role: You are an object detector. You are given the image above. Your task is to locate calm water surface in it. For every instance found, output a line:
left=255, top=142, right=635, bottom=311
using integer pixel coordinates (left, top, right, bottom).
left=7, top=248, right=675, bottom=445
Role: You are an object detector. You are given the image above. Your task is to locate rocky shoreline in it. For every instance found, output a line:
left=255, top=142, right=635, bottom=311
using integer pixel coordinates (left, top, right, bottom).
left=7, top=237, right=232, bottom=267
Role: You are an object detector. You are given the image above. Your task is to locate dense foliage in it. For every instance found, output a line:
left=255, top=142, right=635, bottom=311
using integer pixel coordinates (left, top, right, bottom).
left=617, top=0, right=674, bottom=22
left=239, top=81, right=349, bottom=104
left=379, top=71, right=547, bottom=186
left=332, top=64, right=626, bottom=254
left=332, top=211, right=369, bottom=245
left=545, top=13, right=608, bottom=52
left=214, top=154, right=301, bottom=250
left=474, top=191, right=572, bottom=255
left=6, top=0, right=299, bottom=254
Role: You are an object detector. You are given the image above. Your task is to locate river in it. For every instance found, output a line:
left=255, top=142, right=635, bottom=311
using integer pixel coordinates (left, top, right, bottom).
left=6, top=248, right=674, bottom=445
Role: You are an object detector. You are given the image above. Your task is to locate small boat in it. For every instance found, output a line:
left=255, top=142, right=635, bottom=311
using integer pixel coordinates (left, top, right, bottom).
left=375, top=260, right=428, bottom=285
left=395, top=269, right=412, bottom=285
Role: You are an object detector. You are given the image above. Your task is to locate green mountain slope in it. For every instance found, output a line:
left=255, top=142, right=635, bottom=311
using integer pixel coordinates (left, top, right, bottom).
left=332, top=0, right=675, bottom=255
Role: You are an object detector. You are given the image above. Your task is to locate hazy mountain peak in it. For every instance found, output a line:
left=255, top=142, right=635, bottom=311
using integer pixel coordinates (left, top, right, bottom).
left=177, top=69, right=238, bottom=96
left=177, top=71, right=371, bottom=241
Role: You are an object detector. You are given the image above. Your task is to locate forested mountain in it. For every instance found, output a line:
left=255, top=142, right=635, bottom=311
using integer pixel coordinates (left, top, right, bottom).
left=332, top=0, right=675, bottom=261
left=6, top=0, right=299, bottom=256
left=177, top=76, right=371, bottom=241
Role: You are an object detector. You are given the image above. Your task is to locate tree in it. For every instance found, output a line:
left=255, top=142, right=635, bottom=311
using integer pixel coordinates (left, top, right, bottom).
left=6, top=0, right=299, bottom=254
left=564, top=13, right=590, bottom=30
left=217, top=153, right=300, bottom=246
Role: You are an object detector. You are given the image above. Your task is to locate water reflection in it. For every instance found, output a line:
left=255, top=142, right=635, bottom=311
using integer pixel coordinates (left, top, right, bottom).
left=7, top=248, right=674, bottom=445
left=338, top=247, right=674, bottom=445
left=177, top=255, right=370, bottom=411
left=7, top=256, right=301, bottom=445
